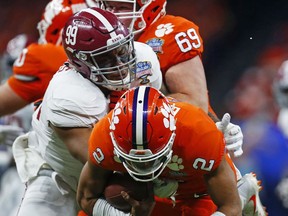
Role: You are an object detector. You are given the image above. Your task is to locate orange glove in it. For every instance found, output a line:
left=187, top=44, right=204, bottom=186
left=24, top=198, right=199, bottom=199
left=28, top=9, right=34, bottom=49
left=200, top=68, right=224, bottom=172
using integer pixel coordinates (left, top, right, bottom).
left=109, top=90, right=126, bottom=110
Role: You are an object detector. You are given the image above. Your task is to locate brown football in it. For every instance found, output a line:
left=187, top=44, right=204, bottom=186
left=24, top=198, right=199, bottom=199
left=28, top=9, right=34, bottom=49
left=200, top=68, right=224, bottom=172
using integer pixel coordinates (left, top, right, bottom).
left=104, top=172, right=150, bottom=212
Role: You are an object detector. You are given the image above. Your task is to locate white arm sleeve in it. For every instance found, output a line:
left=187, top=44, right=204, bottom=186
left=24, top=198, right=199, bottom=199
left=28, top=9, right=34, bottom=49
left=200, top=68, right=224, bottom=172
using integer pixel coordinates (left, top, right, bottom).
left=93, top=199, right=130, bottom=216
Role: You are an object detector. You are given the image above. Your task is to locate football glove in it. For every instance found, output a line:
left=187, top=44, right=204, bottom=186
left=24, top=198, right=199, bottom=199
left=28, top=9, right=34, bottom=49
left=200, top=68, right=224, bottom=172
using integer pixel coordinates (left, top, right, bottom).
left=216, top=113, right=243, bottom=157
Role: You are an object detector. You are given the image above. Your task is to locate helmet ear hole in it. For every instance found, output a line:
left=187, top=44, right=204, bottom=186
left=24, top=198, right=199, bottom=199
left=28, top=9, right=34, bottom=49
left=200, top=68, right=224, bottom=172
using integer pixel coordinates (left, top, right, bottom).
left=123, top=106, right=127, bottom=114
left=152, top=6, right=160, bottom=12
left=51, top=29, right=60, bottom=35
left=154, top=106, right=158, bottom=115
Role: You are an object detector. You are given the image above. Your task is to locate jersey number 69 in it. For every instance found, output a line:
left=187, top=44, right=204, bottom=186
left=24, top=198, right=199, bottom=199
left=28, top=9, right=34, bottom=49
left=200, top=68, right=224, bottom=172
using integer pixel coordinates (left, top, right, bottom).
left=175, top=28, right=201, bottom=52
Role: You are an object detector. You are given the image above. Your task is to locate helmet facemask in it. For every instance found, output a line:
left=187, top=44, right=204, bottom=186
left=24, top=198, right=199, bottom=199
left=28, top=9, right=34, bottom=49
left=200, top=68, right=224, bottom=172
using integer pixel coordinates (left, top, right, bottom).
left=111, top=131, right=175, bottom=182
left=99, top=0, right=141, bottom=34
left=75, top=32, right=137, bottom=91
left=98, top=0, right=166, bottom=35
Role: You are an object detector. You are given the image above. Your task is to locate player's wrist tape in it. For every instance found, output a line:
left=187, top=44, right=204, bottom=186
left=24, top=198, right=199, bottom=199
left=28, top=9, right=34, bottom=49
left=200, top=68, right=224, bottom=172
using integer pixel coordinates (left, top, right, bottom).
left=211, top=211, right=226, bottom=216
left=93, top=198, right=130, bottom=216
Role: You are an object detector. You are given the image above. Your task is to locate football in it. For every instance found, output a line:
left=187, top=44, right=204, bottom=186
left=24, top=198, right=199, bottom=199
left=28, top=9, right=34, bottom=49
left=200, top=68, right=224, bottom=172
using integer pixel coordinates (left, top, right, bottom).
left=104, top=172, right=150, bottom=212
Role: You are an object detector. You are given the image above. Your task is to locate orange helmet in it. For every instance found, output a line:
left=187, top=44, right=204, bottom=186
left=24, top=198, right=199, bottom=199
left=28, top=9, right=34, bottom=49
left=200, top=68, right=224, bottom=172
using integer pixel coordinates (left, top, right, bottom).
left=37, top=0, right=88, bottom=45
left=110, top=86, right=176, bottom=182
left=98, top=0, right=167, bottom=35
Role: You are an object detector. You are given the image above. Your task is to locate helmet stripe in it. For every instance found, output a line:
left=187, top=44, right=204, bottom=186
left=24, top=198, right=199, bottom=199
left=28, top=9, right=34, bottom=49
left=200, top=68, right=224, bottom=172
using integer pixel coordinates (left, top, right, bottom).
left=81, top=8, right=117, bottom=38
left=132, top=86, right=150, bottom=149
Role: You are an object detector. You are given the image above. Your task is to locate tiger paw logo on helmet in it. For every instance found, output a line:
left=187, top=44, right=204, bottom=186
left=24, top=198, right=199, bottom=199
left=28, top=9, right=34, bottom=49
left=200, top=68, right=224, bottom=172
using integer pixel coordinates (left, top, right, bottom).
left=161, top=101, right=176, bottom=132
left=109, top=102, right=121, bottom=131
left=109, top=102, right=122, bottom=163
left=155, top=23, right=175, bottom=37
left=110, top=98, right=176, bottom=132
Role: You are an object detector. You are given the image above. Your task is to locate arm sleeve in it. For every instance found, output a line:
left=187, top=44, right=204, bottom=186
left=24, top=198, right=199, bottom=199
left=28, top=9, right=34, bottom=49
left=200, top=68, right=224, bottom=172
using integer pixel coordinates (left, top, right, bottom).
left=93, top=199, right=130, bottom=216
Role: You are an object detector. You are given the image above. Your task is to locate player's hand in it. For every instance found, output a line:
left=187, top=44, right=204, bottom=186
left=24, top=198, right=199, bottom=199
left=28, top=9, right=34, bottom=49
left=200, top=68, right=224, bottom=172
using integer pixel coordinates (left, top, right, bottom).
left=215, top=113, right=243, bottom=157
left=0, top=125, right=24, bottom=146
left=109, top=90, right=126, bottom=110
left=121, top=183, right=155, bottom=216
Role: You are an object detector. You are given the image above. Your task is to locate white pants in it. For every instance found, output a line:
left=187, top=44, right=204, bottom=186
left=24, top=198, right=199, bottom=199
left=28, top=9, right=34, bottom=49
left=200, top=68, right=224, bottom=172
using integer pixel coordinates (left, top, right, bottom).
left=16, top=174, right=79, bottom=216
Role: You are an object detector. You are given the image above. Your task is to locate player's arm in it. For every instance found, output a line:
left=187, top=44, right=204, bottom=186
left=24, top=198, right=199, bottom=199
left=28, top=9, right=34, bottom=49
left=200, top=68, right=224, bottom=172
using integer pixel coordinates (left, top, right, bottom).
left=0, top=82, right=29, bottom=116
left=77, top=160, right=113, bottom=215
left=204, top=155, right=242, bottom=215
left=78, top=159, right=154, bottom=216
left=164, top=55, right=209, bottom=113
left=50, top=124, right=92, bottom=164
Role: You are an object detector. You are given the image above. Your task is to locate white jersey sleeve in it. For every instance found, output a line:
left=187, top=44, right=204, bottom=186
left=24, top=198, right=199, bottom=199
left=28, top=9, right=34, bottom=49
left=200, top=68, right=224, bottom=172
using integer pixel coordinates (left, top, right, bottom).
left=28, top=66, right=108, bottom=191
left=133, top=42, right=162, bottom=89
left=43, top=68, right=108, bottom=128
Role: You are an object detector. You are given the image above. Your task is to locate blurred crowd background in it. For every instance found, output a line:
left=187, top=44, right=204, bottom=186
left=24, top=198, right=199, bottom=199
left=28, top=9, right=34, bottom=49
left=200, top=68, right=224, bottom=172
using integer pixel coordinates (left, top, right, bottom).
left=1, top=0, right=288, bottom=215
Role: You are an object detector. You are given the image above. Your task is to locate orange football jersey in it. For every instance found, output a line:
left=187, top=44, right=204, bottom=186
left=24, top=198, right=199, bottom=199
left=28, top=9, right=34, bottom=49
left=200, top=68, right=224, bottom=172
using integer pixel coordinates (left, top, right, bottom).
left=8, top=43, right=67, bottom=102
left=137, top=15, right=219, bottom=118
left=89, top=102, right=225, bottom=201
left=138, top=15, right=204, bottom=75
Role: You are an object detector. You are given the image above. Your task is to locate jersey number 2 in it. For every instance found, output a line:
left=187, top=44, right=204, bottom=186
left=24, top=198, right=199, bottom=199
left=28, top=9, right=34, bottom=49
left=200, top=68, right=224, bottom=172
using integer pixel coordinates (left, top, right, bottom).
left=93, top=148, right=105, bottom=163
left=193, top=158, right=214, bottom=171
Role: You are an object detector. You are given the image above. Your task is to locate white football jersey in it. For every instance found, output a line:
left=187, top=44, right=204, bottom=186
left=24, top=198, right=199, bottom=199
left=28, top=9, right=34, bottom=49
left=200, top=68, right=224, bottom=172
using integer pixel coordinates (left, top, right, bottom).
left=28, top=41, right=162, bottom=191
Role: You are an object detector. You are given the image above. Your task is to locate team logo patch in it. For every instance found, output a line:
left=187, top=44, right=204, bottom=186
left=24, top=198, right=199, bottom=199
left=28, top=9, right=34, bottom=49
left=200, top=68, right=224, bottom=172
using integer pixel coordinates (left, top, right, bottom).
left=135, top=61, right=153, bottom=84
left=155, top=23, right=174, bottom=37
left=146, top=38, right=164, bottom=54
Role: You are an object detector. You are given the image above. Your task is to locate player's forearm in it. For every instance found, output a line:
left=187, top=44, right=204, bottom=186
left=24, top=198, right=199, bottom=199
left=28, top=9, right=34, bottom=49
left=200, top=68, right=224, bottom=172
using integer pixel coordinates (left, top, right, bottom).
left=77, top=163, right=103, bottom=215
left=0, top=82, right=29, bottom=116
left=206, top=157, right=242, bottom=215
left=168, top=92, right=208, bottom=113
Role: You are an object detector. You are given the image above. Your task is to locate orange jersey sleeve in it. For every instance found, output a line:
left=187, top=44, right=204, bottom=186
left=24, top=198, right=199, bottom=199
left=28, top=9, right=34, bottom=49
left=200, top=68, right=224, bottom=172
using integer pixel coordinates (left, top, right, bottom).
left=138, top=15, right=204, bottom=75
left=8, top=43, right=67, bottom=102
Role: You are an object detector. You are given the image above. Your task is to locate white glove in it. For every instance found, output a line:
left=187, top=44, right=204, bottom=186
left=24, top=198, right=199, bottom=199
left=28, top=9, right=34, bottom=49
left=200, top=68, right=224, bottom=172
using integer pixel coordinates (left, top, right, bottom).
left=215, top=113, right=243, bottom=157
left=0, top=125, right=24, bottom=146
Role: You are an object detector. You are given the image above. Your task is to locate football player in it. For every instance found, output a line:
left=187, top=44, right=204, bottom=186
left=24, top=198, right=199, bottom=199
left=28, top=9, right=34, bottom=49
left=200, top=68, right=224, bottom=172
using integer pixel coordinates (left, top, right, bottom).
left=96, top=0, right=244, bottom=158
left=77, top=86, right=242, bottom=216
left=0, top=34, right=34, bottom=216
left=93, top=1, right=268, bottom=215
left=12, top=7, right=162, bottom=216
left=0, top=34, right=34, bottom=147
